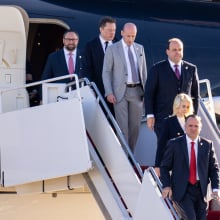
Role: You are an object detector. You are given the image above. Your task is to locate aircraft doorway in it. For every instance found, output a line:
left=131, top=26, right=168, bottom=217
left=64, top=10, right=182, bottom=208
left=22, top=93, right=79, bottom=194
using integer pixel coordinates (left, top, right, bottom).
left=26, top=19, right=69, bottom=106
left=27, top=20, right=69, bottom=82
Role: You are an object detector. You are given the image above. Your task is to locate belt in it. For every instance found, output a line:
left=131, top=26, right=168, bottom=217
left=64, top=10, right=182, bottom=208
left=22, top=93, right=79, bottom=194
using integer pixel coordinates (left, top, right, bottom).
left=188, top=180, right=200, bottom=187
left=126, top=83, right=141, bottom=88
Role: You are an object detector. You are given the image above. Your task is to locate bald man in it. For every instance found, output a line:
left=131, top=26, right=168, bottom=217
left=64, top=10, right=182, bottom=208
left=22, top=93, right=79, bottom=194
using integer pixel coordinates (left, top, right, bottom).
left=102, top=23, right=147, bottom=152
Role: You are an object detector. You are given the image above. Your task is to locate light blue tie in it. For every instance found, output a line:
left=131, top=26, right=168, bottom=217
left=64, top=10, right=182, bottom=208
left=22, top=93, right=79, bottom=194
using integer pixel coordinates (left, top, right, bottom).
left=128, top=46, right=139, bottom=83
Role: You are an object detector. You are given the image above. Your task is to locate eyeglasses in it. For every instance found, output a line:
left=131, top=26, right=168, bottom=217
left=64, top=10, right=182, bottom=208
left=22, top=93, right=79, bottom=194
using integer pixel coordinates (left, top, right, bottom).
left=64, top=38, right=79, bottom=41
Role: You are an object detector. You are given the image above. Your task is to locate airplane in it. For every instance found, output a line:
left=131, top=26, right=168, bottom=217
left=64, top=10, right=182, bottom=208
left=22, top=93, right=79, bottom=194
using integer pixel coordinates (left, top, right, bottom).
left=0, top=0, right=220, bottom=122
left=0, top=0, right=219, bottom=220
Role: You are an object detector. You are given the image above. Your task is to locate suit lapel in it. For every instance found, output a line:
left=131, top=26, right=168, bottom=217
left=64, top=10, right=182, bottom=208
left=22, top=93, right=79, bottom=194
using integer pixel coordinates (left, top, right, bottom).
left=97, top=38, right=105, bottom=56
left=172, top=116, right=184, bottom=136
left=197, top=137, right=206, bottom=171
left=133, top=43, right=142, bottom=83
left=75, top=50, right=82, bottom=74
left=133, top=43, right=141, bottom=67
left=117, top=41, right=127, bottom=70
left=165, top=60, right=177, bottom=79
left=182, top=135, right=190, bottom=167
left=60, top=49, right=69, bottom=73
left=181, top=61, right=191, bottom=88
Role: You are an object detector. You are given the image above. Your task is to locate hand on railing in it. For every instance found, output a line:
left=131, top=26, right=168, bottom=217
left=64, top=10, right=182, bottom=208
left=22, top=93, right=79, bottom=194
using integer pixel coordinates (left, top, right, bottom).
left=162, top=186, right=172, bottom=200
left=154, top=167, right=160, bottom=177
left=211, top=191, right=220, bottom=201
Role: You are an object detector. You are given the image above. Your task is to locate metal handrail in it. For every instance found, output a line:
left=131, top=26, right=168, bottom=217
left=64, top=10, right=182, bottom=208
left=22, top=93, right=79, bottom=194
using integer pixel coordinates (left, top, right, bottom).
left=148, top=167, right=181, bottom=220
left=86, top=133, right=132, bottom=219
left=88, top=81, right=144, bottom=179
left=199, top=98, right=220, bottom=136
left=199, top=79, right=216, bottom=122
left=0, top=74, right=81, bottom=99
left=66, top=78, right=144, bottom=179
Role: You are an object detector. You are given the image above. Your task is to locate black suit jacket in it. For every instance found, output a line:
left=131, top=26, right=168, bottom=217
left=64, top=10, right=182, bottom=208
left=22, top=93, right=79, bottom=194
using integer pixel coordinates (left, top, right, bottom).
left=83, top=37, right=118, bottom=96
left=155, top=115, right=184, bottom=167
left=41, top=48, right=84, bottom=83
left=160, top=134, right=220, bottom=202
left=144, top=60, right=199, bottom=121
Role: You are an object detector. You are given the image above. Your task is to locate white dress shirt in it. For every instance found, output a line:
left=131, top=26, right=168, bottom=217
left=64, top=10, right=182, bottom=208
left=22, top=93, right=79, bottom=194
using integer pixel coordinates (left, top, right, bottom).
left=99, top=35, right=113, bottom=52
left=168, top=59, right=182, bottom=76
left=186, top=135, right=199, bottom=180
left=121, top=39, right=139, bottom=84
left=64, top=47, right=77, bottom=71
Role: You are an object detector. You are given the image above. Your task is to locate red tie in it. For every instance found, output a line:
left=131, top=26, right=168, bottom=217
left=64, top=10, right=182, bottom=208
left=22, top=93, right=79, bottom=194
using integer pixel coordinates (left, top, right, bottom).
left=174, top=64, right=180, bottom=80
left=189, top=141, right=197, bottom=184
left=68, top=52, right=74, bottom=74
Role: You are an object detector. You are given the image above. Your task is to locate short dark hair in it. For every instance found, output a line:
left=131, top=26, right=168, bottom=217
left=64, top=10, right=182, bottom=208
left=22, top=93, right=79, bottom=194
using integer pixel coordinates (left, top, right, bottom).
left=99, top=16, right=116, bottom=28
left=185, top=114, right=201, bottom=123
left=63, top=30, right=79, bottom=39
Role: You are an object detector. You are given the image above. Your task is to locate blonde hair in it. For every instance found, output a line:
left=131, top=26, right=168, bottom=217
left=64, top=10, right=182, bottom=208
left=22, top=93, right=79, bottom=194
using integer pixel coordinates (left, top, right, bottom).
left=172, top=93, right=194, bottom=116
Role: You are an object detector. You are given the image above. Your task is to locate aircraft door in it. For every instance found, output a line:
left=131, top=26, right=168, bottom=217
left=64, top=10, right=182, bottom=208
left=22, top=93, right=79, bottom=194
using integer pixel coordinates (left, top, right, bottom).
left=0, top=6, right=29, bottom=113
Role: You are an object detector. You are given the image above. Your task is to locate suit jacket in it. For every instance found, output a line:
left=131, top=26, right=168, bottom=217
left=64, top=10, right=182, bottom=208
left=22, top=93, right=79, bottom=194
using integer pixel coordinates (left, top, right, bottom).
left=83, top=37, right=118, bottom=96
left=160, top=134, right=220, bottom=202
left=41, top=48, right=84, bottom=83
left=155, top=115, right=184, bottom=167
left=102, top=40, right=147, bottom=102
left=144, top=60, right=199, bottom=120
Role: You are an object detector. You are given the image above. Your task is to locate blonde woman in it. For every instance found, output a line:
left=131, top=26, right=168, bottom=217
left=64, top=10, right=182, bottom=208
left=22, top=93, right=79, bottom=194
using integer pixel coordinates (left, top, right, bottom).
left=155, top=93, right=194, bottom=177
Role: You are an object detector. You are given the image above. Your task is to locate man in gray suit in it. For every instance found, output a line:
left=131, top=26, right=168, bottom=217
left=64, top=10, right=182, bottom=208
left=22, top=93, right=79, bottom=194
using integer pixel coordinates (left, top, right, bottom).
left=102, top=23, right=147, bottom=152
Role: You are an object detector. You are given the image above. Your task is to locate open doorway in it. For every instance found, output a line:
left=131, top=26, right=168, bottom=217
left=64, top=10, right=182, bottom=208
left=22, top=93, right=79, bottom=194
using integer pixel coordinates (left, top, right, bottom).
left=27, top=20, right=69, bottom=81
left=26, top=19, right=68, bottom=106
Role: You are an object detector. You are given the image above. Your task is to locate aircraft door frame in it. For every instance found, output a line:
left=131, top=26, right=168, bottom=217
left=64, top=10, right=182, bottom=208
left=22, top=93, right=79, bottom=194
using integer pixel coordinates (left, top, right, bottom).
left=0, top=6, right=29, bottom=112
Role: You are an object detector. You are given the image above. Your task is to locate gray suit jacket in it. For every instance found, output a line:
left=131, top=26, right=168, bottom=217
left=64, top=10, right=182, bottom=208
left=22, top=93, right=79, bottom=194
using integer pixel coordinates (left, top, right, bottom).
left=102, top=40, right=147, bottom=102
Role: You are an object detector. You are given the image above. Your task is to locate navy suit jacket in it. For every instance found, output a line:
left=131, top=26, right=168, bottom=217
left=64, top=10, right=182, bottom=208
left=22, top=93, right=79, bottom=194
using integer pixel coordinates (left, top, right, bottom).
left=160, top=134, right=220, bottom=202
left=155, top=115, right=184, bottom=167
left=144, top=60, right=199, bottom=121
left=83, top=37, right=118, bottom=96
left=41, top=48, right=84, bottom=83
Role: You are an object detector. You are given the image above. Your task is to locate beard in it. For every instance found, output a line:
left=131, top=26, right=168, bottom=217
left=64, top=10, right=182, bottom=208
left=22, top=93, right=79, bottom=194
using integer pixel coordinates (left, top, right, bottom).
left=65, top=44, right=76, bottom=51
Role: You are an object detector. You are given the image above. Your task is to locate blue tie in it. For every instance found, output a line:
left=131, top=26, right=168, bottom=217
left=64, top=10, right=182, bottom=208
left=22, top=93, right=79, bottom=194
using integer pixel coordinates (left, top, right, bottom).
left=128, top=46, right=139, bottom=83
left=104, top=41, right=109, bottom=51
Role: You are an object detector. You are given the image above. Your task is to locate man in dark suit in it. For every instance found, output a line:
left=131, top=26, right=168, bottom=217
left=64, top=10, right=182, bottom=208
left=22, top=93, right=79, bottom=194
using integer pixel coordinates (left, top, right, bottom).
left=160, top=114, right=220, bottom=220
left=41, top=30, right=84, bottom=83
left=144, top=38, right=199, bottom=138
left=83, top=16, right=117, bottom=96
left=83, top=16, right=117, bottom=114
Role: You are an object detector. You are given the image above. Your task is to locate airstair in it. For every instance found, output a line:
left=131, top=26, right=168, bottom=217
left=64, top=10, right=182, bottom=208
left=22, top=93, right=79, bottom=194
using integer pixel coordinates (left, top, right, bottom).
left=0, top=5, right=219, bottom=220
left=0, top=75, right=180, bottom=219
left=0, top=74, right=219, bottom=219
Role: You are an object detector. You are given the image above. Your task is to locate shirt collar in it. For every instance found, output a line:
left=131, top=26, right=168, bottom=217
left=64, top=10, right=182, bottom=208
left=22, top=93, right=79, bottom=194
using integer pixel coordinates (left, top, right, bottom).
left=63, top=47, right=76, bottom=56
left=121, top=39, right=134, bottom=49
left=99, top=35, right=112, bottom=45
left=168, top=59, right=182, bottom=68
left=186, top=134, right=199, bottom=144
